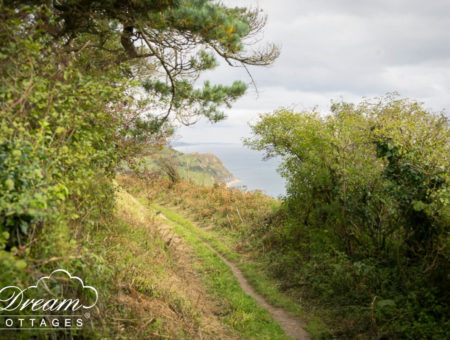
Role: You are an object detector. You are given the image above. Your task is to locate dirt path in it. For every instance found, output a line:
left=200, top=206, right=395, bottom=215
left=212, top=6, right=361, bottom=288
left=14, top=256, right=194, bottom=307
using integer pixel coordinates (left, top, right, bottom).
left=157, top=211, right=310, bottom=340
left=204, top=242, right=310, bottom=340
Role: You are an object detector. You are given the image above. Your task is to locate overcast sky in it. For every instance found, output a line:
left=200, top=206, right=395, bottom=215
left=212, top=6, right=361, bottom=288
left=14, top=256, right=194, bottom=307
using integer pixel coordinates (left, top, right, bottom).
left=176, top=0, right=450, bottom=143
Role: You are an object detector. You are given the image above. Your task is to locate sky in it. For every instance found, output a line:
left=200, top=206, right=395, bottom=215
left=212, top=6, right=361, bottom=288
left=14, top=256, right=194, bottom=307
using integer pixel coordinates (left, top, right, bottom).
left=175, top=0, right=450, bottom=143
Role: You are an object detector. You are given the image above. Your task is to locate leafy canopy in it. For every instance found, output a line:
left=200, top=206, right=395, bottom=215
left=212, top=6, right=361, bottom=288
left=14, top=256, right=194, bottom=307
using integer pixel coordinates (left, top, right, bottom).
left=6, top=0, right=279, bottom=124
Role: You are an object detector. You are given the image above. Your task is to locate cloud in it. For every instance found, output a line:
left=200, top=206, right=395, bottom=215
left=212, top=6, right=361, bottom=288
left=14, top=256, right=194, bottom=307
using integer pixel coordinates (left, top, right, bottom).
left=177, top=0, right=450, bottom=143
left=175, top=87, right=364, bottom=143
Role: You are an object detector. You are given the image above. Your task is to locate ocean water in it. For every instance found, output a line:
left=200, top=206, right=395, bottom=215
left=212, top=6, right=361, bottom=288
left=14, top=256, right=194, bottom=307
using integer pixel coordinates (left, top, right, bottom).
left=173, top=143, right=286, bottom=197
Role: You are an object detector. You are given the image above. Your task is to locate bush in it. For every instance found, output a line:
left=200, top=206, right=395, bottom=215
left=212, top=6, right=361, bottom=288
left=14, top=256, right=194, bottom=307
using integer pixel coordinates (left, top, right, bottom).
left=245, top=95, right=450, bottom=338
left=0, top=4, right=129, bottom=307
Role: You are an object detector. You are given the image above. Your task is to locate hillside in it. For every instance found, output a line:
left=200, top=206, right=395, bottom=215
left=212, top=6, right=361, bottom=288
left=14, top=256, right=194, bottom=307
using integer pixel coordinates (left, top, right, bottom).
left=139, top=146, right=238, bottom=186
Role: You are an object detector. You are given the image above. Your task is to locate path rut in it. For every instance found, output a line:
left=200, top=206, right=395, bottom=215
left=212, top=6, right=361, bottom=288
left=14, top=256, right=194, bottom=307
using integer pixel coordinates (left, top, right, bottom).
left=204, top=242, right=310, bottom=340
left=158, top=211, right=310, bottom=340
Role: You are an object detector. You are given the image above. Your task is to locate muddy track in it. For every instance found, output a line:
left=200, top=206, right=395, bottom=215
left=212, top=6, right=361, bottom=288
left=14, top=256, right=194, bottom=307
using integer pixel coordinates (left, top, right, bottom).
left=157, top=211, right=310, bottom=340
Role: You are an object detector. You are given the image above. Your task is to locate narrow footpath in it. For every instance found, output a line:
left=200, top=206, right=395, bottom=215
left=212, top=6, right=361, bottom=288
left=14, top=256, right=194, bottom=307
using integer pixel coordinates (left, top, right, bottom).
left=156, top=208, right=310, bottom=340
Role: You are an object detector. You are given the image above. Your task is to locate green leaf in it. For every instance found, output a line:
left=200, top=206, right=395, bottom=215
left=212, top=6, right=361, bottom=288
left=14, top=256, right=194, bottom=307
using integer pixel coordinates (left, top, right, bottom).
left=412, top=200, right=426, bottom=211
left=20, top=221, right=29, bottom=235
left=377, top=299, right=396, bottom=308
left=4, top=179, right=14, bottom=191
left=15, top=259, right=27, bottom=270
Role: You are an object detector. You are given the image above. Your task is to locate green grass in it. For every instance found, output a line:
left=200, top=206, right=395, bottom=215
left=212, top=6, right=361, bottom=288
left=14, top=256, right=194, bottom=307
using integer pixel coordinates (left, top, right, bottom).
left=72, top=189, right=238, bottom=339
left=153, top=204, right=298, bottom=308
left=150, top=203, right=291, bottom=339
left=121, top=176, right=330, bottom=338
left=152, top=203, right=330, bottom=339
left=151, top=202, right=334, bottom=339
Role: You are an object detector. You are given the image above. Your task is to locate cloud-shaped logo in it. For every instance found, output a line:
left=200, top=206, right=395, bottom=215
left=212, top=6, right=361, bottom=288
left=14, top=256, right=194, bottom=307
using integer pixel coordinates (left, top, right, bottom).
left=0, top=269, right=98, bottom=312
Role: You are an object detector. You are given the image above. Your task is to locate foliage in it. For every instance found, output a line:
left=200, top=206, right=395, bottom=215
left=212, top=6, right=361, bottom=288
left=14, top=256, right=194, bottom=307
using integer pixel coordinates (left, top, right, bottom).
left=0, top=0, right=277, bottom=245
left=1, top=4, right=126, bottom=245
left=0, top=0, right=277, bottom=337
left=6, top=0, right=279, bottom=124
left=244, top=95, right=450, bottom=338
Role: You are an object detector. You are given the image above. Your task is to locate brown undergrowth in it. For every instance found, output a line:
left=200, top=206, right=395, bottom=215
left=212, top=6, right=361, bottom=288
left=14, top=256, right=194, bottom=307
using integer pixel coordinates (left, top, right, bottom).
left=118, top=175, right=279, bottom=254
left=117, top=174, right=330, bottom=338
left=83, top=184, right=237, bottom=339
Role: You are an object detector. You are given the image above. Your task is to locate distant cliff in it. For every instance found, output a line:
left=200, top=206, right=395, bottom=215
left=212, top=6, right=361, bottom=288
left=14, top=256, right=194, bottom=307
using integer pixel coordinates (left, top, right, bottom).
left=140, top=146, right=237, bottom=186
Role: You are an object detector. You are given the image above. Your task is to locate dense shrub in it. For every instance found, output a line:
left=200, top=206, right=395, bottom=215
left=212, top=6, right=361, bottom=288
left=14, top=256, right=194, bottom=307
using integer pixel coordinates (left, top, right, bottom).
left=0, top=8, right=138, bottom=312
left=245, top=96, right=450, bottom=338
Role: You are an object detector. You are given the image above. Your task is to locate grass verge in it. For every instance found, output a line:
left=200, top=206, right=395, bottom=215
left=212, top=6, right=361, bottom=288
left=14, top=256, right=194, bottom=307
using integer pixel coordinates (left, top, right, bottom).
left=149, top=203, right=291, bottom=339
left=152, top=203, right=327, bottom=339
left=79, top=188, right=237, bottom=339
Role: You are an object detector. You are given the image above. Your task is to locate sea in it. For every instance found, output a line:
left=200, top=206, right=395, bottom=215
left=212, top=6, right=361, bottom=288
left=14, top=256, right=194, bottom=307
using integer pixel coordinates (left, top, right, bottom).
left=172, top=142, right=286, bottom=197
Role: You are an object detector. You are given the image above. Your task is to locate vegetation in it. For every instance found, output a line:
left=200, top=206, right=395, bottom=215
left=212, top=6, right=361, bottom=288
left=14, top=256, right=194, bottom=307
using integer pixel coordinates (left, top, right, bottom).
left=130, top=146, right=236, bottom=186
left=124, top=173, right=329, bottom=337
left=127, top=95, right=450, bottom=338
left=76, top=187, right=241, bottom=339
left=245, top=96, right=449, bottom=338
left=1, top=0, right=447, bottom=339
left=0, top=0, right=277, bottom=338
left=150, top=203, right=290, bottom=339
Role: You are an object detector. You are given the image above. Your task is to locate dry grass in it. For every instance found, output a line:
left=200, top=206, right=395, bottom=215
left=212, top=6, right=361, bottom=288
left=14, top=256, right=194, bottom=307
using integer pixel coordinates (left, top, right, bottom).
left=118, top=175, right=279, bottom=253
left=84, top=184, right=237, bottom=339
left=116, top=174, right=327, bottom=338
